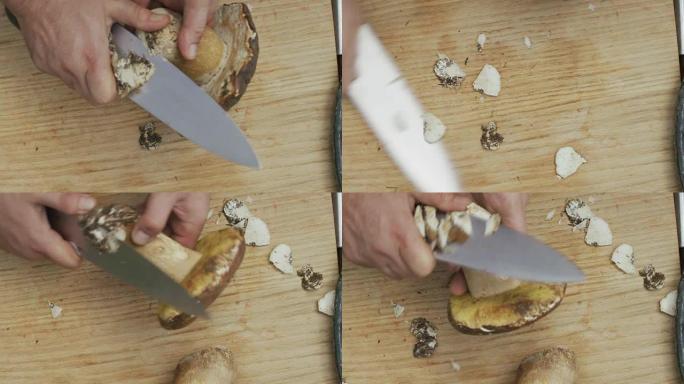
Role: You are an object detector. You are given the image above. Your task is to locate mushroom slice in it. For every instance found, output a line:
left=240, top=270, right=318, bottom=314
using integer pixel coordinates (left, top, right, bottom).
left=555, top=147, right=587, bottom=179
left=414, top=205, right=426, bottom=238
left=173, top=346, right=235, bottom=384
left=466, top=202, right=491, bottom=221
left=660, top=290, right=677, bottom=317
left=639, top=264, right=665, bottom=290
left=422, top=112, right=447, bottom=144
left=244, top=217, right=270, bottom=246
left=222, top=198, right=251, bottom=230
left=564, top=199, right=593, bottom=226
left=437, top=215, right=454, bottom=251
left=111, top=51, right=155, bottom=97
left=473, top=64, right=501, bottom=96
left=477, top=33, right=487, bottom=52
left=584, top=217, right=612, bottom=246
left=481, top=121, right=504, bottom=151
left=318, top=290, right=336, bottom=316
left=424, top=206, right=440, bottom=243
left=298, top=264, right=323, bottom=291
left=433, top=54, right=466, bottom=87
left=269, top=244, right=294, bottom=274
left=448, top=284, right=565, bottom=334
left=410, top=317, right=438, bottom=358
left=516, top=346, right=577, bottom=384
left=610, top=244, right=636, bottom=274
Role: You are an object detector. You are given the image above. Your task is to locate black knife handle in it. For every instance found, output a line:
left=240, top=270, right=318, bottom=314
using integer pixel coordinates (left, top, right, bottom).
left=676, top=274, right=684, bottom=380
left=675, top=82, right=684, bottom=189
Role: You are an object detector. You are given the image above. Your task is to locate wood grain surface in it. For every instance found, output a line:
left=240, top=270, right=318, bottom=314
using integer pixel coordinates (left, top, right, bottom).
left=0, top=193, right=338, bottom=383
left=0, top=1, right=338, bottom=192
left=342, top=193, right=679, bottom=383
left=343, top=0, right=681, bottom=192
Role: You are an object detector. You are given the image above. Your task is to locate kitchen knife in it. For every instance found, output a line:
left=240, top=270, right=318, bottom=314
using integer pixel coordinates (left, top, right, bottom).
left=673, top=193, right=684, bottom=380
left=111, top=24, right=260, bottom=169
left=345, top=21, right=461, bottom=192
left=48, top=209, right=207, bottom=317
left=331, top=192, right=342, bottom=382
left=435, top=217, right=585, bottom=283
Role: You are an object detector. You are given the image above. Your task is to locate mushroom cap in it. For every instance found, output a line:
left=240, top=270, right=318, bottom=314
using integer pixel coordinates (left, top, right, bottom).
left=448, top=283, right=565, bottom=335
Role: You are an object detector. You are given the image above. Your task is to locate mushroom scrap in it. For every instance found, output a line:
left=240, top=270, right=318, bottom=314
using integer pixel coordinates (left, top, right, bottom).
left=516, top=346, right=577, bottom=384
left=414, top=202, right=565, bottom=334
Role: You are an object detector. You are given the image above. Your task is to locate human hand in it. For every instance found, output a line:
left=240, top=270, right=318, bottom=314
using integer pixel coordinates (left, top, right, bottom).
left=0, top=193, right=97, bottom=268
left=137, top=0, right=218, bottom=60
left=343, top=193, right=528, bottom=294
left=132, top=192, right=210, bottom=248
left=5, top=0, right=170, bottom=104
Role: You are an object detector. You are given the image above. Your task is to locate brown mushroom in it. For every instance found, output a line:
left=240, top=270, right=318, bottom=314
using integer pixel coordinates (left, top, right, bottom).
left=414, top=203, right=566, bottom=334
left=173, top=346, right=236, bottom=384
left=80, top=205, right=245, bottom=330
left=516, top=346, right=577, bottom=384
left=137, top=3, right=259, bottom=110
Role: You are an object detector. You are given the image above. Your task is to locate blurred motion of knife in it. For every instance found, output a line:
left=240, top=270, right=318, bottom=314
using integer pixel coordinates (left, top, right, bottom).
left=343, top=1, right=461, bottom=192
left=47, top=209, right=207, bottom=317
left=435, top=218, right=585, bottom=283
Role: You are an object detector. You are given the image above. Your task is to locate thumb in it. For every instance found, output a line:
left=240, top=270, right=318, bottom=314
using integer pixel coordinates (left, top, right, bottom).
left=397, top=219, right=436, bottom=278
left=108, top=0, right=171, bottom=32
left=177, top=0, right=214, bottom=60
left=33, top=193, right=97, bottom=215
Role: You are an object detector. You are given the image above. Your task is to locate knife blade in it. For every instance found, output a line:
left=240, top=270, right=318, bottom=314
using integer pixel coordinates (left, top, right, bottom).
left=48, top=210, right=207, bottom=317
left=346, top=23, right=461, bottom=192
left=111, top=24, right=260, bottom=169
left=435, top=217, right=585, bottom=283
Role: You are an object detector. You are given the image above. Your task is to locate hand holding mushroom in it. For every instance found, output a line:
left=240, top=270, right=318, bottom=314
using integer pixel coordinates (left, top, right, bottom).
left=5, top=0, right=217, bottom=104
left=0, top=193, right=97, bottom=268
left=342, top=193, right=528, bottom=295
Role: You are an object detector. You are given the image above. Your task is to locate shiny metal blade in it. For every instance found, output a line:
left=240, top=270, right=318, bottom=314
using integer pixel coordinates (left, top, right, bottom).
left=111, top=25, right=260, bottom=168
left=436, top=218, right=585, bottom=283
left=85, top=242, right=207, bottom=317
left=347, top=25, right=461, bottom=192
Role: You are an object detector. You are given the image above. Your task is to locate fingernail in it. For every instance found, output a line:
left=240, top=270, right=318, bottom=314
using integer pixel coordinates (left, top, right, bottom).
left=150, top=12, right=169, bottom=23
left=78, top=196, right=96, bottom=212
left=132, top=229, right=151, bottom=245
left=188, top=44, right=198, bottom=59
left=68, top=242, right=82, bottom=257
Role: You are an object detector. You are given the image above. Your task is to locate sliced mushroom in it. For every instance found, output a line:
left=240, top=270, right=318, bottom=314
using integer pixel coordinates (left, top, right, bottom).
left=318, top=290, right=336, bottom=316
left=433, top=53, right=466, bottom=87
left=610, top=244, right=636, bottom=274
left=173, top=346, right=236, bottom=384
left=449, top=284, right=565, bottom=334
left=660, top=290, right=677, bottom=317
left=424, top=206, right=439, bottom=243
left=584, top=217, right=612, bottom=246
left=516, top=346, right=577, bottom=384
left=222, top=198, right=251, bottom=230
left=473, top=64, right=500, bottom=96
left=111, top=50, right=154, bottom=97
left=137, top=4, right=258, bottom=110
left=422, top=112, right=447, bottom=144
left=244, top=217, right=270, bottom=246
left=269, top=244, right=294, bottom=274
left=555, top=147, right=586, bottom=179
left=414, top=205, right=426, bottom=238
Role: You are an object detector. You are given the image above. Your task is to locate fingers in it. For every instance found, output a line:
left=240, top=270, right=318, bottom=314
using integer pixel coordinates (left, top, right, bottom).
left=177, top=0, right=215, bottom=59
left=448, top=270, right=468, bottom=295
left=83, top=43, right=118, bottom=105
left=132, top=193, right=177, bottom=245
left=33, top=193, right=96, bottom=215
left=412, top=193, right=472, bottom=212
left=167, top=193, right=209, bottom=248
left=108, top=0, right=171, bottom=32
left=397, top=223, right=436, bottom=278
left=27, top=223, right=81, bottom=269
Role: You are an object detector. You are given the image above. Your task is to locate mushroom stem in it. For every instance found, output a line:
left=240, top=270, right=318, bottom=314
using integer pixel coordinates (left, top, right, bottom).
left=516, top=346, right=577, bottom=384
left=462, top=268, right=521, bottom=299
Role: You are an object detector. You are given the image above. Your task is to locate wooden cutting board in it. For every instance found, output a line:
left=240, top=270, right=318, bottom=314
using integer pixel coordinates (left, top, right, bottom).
left=343, top=0, right=681, bottom=192
left=0, top=193, right=337, bottom=383
left=342, top=193, right=680, bottom=383
left=0, top=1, right=338, bottom=192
